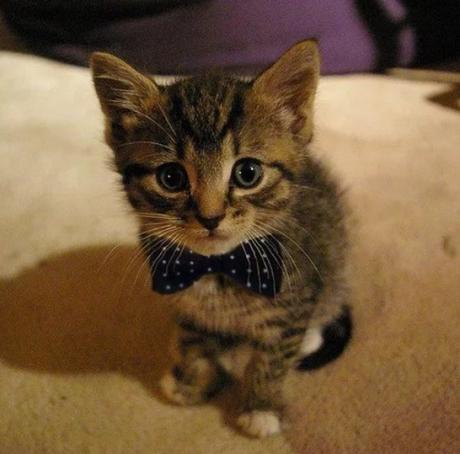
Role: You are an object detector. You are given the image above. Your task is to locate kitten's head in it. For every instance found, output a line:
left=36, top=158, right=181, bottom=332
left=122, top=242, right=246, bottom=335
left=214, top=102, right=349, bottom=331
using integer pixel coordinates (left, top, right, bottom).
left=91, top=41, right=319, bottom=255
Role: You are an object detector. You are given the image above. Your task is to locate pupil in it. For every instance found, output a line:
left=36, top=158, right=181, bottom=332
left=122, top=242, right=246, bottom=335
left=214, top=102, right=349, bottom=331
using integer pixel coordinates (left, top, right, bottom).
left=241, top=164, right=255, bottom=183
left=159, top=165, right=185, bottom=191
left=166, top=169, right=181, bottom=187
left=233, top=159, right=262, bottom=188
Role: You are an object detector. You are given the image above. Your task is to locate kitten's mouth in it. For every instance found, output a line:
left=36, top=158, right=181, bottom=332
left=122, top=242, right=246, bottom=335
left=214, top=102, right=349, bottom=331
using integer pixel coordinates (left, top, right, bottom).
left=189, top=229, right=242, bottom=255
left=206, top=230, right=227, bottom=240
left=202, top=232, right=231, bottom=246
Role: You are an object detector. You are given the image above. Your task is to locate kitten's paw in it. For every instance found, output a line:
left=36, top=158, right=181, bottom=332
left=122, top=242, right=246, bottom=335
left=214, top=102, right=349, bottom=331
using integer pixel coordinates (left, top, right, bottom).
left=237, top=410, right=281, bottom=438
left=159, top=360, right=220, bottom=405
left=160, top=372, right=204, bottom=405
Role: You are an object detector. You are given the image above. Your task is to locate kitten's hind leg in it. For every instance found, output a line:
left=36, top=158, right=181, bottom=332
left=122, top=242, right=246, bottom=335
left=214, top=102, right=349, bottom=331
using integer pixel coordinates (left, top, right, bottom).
left=160, top=358, right=228, bottom=406
left=160, top=321, right=234, bottom=405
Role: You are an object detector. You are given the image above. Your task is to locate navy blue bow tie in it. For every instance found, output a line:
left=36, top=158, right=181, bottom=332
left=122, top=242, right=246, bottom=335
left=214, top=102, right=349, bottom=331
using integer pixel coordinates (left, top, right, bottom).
left=142, top=235, right=283, bottom=297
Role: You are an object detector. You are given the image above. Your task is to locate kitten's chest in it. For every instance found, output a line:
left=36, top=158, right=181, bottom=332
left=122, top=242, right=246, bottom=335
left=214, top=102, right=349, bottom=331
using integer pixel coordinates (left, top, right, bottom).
left=172, top=276, right=285, bottom=341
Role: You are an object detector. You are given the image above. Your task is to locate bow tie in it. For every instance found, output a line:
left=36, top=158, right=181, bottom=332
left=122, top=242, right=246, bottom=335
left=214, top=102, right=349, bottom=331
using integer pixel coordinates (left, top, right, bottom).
left=142, top=235, right=283, bottom=297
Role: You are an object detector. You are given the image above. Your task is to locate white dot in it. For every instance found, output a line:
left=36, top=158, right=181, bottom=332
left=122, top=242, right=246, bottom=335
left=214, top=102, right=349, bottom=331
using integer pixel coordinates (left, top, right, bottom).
left=262, top=283, right=267, bottom=289
left=230, top=255, right=235, bottom=260
left=245, top=254, right=251, bottom=259
left=262, top=253, right=267, bottom=258
left=176, top=272, right=181, bottom=276
left=176, top=247, right=180, bottom=251
left=162, top=260, right=167, bottom=264
left=207, top=267, right=212, bottom=272
left=246, top=282, right=251, bottom=288
left=231, top=269, right=236, bottom=274
left=189, top=261, right=194, bottom=265
left=263, top=268, right=268, bottom=273
left=162, top=246, right=167, bottom=251
left=175, top=260, right=180, bottom=264
left=190, top=269, right=194, bottom=273
left=162, top=273, right=167, bottom=277
left=165, top=285, right=171, bottom=290
left=244, top=240, right=249, bottom=244
left=261, top=239, right=266, bottom=243
left=179, top=283, right=184, bottom=288
left=247, top=268, right=252, bottom=273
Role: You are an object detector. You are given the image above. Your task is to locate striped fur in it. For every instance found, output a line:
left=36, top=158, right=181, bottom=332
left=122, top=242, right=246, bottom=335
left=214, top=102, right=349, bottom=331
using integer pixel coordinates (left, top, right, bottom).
left=91, top=40, right=351, bottom=437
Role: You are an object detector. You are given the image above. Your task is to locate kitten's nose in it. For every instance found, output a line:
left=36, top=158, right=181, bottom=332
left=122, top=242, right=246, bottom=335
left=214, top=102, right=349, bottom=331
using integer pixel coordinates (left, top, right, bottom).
left=196, top=213, right=224, bottom=231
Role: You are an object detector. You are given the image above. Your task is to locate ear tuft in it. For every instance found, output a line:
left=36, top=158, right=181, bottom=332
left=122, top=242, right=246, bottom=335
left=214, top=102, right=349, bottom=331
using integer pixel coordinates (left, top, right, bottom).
left=90, top=52, right=159, bottom=118
left=251, top=40, right=320, bottom=135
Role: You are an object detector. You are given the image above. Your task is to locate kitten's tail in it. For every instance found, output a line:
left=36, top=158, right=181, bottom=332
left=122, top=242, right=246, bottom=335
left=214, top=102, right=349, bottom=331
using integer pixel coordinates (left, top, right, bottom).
left=296, top=306, right=352, bottom=371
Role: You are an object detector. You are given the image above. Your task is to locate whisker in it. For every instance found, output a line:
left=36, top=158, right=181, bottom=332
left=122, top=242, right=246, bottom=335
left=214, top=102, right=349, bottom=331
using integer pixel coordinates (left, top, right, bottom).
left=253, top=222, right=304, bottom=305
left=252, top=225, right=294, bottom=298
left=134, top=231, right=178, bottom=295
left=131, top=228, right=186, bottom=297
left=291, top=183, right=322, bottom=193
left=148, top=230, right=184, bottom=286
left=257, top=221, right=322, bottom=282
left=245, top=237, right=262, bottom=293
left=109, top=97, right=176, bottom=144
left=118, top=141, right=176, bottom=153
left=246, top=229, right=276, bottom=299
left=156, top=101, right=177, bottom=139
left=270, top=216, right=326, bottom=258
left=97, top=243, right=125, bottom=274
left=239, top=241, right=253, bottom=286
left=114, top=244, right=150, bottom=300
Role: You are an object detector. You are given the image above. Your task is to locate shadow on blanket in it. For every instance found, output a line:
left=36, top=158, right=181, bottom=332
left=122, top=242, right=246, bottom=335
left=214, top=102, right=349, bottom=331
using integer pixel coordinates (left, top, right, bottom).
left=0, top=247, right=175, bottom=387
left=0, top=246, right=249, bottom=428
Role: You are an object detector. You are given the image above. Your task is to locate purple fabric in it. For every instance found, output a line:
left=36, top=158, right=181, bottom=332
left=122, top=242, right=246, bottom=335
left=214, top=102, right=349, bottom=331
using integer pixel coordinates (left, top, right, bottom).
left=64, top=0, right=416, bottom=74
left=6, top=0, right=458, bottom=75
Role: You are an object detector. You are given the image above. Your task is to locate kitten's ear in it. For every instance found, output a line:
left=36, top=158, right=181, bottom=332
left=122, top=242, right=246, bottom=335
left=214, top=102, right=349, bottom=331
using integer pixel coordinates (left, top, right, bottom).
left=90, top=52, right=160, bottom=120
left=250, top=40, right=320, bottom=135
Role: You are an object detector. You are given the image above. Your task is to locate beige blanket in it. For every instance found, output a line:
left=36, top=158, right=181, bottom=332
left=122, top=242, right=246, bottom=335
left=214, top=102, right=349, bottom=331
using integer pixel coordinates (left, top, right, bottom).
left=0, top=53, right=459, bottom=454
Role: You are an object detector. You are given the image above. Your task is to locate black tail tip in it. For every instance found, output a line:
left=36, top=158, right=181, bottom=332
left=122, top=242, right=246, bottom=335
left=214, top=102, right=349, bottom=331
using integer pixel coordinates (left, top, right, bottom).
left=296, top=306, right=353, bottom=371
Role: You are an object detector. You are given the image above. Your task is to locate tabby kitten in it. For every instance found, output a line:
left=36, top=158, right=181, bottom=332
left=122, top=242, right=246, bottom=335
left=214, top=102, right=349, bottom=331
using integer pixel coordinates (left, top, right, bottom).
left=91, top=40, right=351, bottom=438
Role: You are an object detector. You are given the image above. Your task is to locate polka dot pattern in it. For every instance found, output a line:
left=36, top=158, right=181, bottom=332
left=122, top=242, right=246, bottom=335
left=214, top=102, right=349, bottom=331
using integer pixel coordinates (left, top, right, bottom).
left=144, top=235, right=284, bottom=297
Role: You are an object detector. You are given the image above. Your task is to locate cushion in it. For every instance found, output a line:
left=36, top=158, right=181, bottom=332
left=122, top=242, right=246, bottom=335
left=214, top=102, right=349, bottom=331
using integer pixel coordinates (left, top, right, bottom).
left=2, top=0, right=460, bottom=74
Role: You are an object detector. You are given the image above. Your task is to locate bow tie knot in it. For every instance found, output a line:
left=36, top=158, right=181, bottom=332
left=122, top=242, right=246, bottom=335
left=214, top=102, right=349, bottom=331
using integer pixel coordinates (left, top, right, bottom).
left=144, top=236, right=283, bottom=297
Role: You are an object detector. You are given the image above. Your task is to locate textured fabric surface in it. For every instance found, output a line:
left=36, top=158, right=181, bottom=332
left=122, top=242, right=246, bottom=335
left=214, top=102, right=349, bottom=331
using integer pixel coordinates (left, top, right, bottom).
left=0, top=0, right=441, bottom=74
left=0, top=53, right=459, bottom=453
left=2, top=1, right=460, bottom=75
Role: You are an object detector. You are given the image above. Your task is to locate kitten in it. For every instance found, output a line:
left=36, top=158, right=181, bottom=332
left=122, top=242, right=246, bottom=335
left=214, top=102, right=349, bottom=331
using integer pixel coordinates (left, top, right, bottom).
left=91, top=40, right=352, bottom=438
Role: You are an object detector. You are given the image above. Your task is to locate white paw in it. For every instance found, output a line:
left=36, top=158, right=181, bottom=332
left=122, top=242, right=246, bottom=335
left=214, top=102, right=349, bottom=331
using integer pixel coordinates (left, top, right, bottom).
left=159, top=372, right=189, bottom=405
left=300, top=327, right=323, bottom=356
left=237, top=410, right=281, bottom=438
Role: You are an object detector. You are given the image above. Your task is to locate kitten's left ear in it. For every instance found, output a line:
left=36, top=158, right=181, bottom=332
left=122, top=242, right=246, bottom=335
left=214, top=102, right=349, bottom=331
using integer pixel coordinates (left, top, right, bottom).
left=90, top=52, right=160, bottom=121
left=250, top=40, right=320, bottom=136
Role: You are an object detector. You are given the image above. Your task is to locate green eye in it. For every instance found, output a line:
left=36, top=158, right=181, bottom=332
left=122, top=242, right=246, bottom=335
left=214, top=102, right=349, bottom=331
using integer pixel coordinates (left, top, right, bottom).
left=232, top=159, right=263, bottom=189
left=156, top=163, right=188, bottom=192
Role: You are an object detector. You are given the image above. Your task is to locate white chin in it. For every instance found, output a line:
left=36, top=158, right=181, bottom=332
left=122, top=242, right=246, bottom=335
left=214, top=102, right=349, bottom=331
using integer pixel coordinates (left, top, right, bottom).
left=190, top=235, right=241, bottom=256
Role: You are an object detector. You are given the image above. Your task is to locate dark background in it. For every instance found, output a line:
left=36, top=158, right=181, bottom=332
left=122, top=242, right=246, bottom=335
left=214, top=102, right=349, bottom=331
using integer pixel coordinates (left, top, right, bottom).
left=1, top=0, right=459, bottom=74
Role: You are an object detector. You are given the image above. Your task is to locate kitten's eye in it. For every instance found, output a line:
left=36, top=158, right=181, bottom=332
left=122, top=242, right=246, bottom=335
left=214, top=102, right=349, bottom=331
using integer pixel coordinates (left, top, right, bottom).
left=156, top=163, right=188, bottom=192
left=232, top=159, right=263, bottom=189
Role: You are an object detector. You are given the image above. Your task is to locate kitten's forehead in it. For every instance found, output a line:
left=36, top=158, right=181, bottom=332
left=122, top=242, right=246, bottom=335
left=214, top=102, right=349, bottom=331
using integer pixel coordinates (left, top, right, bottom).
left=165, top=75, right=249, bottom=157
left=184, top=132, right=235, bottom=191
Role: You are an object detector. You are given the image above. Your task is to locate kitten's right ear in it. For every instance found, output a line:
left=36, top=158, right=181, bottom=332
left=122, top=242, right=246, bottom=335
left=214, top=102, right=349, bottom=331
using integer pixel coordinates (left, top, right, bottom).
left=249, top=40, right=320, bottom=137
left=90, top=52, right=160, bottom=120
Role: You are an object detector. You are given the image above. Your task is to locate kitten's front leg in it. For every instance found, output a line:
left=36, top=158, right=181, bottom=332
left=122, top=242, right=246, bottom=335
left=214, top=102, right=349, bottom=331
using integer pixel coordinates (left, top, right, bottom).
left=237, top=332, right=302, bottom=438
left=160, top=324, right=230, bottom=405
